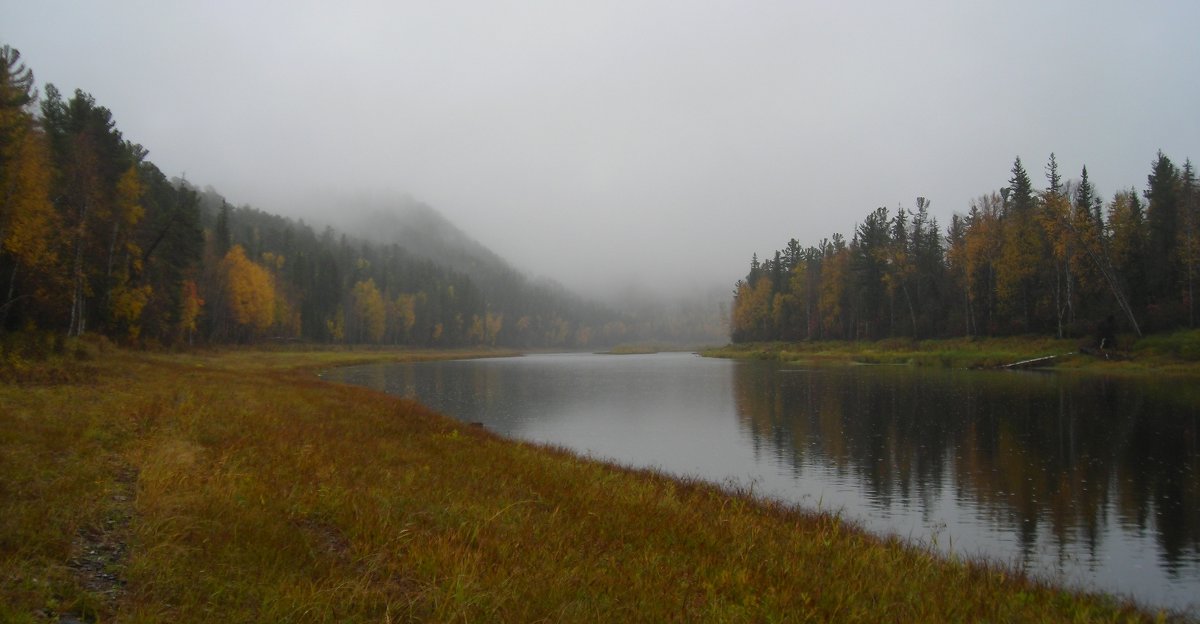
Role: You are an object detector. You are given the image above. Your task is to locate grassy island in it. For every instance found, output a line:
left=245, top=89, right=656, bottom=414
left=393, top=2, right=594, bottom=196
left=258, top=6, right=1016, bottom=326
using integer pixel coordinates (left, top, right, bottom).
left=0, top=345, right=1172, bottom=622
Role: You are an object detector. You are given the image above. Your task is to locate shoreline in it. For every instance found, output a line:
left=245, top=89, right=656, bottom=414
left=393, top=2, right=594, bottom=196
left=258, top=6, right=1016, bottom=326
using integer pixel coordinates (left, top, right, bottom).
left=0, top=348, right=1177, bottom=621
left=701, top=333, right=1200, bottom=376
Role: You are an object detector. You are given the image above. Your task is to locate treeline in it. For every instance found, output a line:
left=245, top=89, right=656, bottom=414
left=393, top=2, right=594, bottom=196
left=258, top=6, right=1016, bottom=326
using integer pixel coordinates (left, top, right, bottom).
left=1, top=45, right=205, bottom=345
left=0, top=45, right=650, bottom=348
left=200, top=196, right=630, bottom=347
left=732, top=152, right=1198, bottom=343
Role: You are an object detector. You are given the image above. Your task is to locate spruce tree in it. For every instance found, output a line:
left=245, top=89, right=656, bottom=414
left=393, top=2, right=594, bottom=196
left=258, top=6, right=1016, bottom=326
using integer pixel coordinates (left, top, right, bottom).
left=1075, top=166, right=1096, bottom=220
left=1008, top=157, right=1036, bottom=215
left=1145, top=151, right=1180, bottom=307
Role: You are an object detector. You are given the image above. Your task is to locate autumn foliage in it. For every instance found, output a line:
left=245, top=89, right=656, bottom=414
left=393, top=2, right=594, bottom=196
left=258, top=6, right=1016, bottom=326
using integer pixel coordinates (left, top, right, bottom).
left=733, top=153, right=1199, bottom=343
left=218, top=245, right=275, bottom=339
left=1, top=45, right=645, bottom=348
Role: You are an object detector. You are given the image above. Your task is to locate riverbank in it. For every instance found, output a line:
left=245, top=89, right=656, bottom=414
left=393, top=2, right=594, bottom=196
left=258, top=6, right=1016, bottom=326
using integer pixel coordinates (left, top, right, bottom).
left=703, top=331, right=1200, bottom=375
left=0, top=347, right=1171, bottom=621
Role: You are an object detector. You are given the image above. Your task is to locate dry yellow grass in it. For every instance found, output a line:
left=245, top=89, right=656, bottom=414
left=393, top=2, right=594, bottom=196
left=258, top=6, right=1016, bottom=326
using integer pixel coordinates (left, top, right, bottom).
left=0, top=348, right=1169, bottom=622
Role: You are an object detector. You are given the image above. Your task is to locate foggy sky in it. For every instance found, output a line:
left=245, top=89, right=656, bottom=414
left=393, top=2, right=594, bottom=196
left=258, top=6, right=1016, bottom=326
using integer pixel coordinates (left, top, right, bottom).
left=4, top=1, right=1199, bottom=299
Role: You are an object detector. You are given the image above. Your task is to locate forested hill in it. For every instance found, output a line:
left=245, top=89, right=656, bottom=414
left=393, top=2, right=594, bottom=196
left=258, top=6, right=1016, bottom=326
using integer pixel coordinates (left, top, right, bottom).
left=347, top=200, right=611, bottom=334
left=192, top=189, right=626, bottom=347
left=351, top=198, right=513, bottom=279
left=731, top=154, right=1197, bottom=344
left=0, top=44, right=660, bottom=349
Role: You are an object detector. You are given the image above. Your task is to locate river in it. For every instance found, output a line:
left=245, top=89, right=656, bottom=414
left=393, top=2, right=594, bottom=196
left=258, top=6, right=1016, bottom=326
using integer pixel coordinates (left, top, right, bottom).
left=324, top=352, right=1200, bottom=613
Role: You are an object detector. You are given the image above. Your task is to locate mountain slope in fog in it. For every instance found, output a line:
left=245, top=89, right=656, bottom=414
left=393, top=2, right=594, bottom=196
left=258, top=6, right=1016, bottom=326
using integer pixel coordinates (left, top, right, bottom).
left=352, top=200, right=511, bottom=279
left=336, top=195, right=727, bottom=345
left=340, top=197, right=603, bottom=320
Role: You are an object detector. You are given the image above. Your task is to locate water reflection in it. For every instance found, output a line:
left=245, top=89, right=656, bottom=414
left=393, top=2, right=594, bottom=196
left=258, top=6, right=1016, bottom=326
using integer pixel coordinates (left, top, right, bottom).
left=734, top=364, right=1200, bottom=599
left=326, top=354, right=1200, bottom=611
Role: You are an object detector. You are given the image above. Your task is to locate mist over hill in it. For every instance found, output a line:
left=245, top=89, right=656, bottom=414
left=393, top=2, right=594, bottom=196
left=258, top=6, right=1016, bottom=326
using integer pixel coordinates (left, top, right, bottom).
left=297, top=192, right=728, bottom=343
left=346, top=197, right=513, bottom=280
left=195, top=188, right=726, bottom=347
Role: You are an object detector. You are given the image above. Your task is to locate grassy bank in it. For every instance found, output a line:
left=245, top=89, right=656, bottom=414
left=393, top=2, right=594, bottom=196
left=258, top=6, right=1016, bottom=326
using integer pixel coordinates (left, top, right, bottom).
left=0, top=347, right=1169, bottom=622
left=599, top=343, right=717, bottom=355
left=703, top=331, right=1200, bottom=375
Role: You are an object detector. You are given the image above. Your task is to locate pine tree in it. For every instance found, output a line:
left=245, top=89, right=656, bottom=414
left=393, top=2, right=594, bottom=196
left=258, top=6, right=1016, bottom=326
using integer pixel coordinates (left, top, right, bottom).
left=1145, top=151, right=1180, bottom=311
left=1179, top=160, right=1199, bottom=326
left=997, top=157, right=1043, bottom=331
left=1007, top=157, right=1036, bottom=216
left=215, top=200, right=231, bottom=257
left=1075, top=166, right=1096, bottom=224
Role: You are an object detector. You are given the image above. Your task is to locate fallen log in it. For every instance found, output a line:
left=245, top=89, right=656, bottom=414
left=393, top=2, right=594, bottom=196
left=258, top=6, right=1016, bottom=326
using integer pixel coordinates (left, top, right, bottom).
left=1001, top=353, right=1072, bottom=370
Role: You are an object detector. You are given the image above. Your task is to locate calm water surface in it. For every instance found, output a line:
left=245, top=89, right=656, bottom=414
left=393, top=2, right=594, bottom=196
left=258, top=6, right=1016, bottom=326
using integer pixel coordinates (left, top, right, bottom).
left=325, top=352, right=1200, bottom=612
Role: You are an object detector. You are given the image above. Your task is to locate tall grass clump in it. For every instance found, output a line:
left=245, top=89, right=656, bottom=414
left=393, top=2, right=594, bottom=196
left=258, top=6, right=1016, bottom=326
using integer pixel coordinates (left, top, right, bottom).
left=1134, top=329, right=1200, bottom=361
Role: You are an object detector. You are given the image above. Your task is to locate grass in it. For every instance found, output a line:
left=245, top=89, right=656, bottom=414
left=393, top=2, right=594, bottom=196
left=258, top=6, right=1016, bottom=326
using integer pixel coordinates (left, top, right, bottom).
left=599, top=343, right=713, bottom=355
left=0, top=346, right=1175, bottom=622
left=704, top=332, right=1200, bottom=375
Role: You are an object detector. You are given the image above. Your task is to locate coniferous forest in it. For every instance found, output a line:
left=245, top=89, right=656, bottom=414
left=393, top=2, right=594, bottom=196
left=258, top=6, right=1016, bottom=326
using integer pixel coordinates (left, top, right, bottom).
left=0, top=46, right=732, bottom=349
left=4, top=44, right=1197, bottom=350
left=731, top=152, right=1198, bottom=344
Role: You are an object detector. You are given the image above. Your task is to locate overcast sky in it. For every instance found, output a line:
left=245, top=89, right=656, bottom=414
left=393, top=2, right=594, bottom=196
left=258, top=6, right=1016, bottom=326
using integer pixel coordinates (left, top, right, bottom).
left=4, top=1, right=1199, bottom=299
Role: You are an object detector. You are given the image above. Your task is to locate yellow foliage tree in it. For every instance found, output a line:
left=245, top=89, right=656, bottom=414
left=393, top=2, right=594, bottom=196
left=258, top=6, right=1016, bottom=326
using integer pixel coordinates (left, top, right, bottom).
left=103, top=165, right=148, bottom=337
left=819, top=244, right=850, bottom=339
left=0, top=78, right=59, bottom=323
left=178, top=279, right=203, bottom=344
left=467, top=314, right=485, bottom=344
left=108, top=283, right=152, bottom=340
left=351, top=278, right=386, bottom=343
left=326, top=307, right=345, bottom=342
left=485, top=311, right=503, bottom=346
left=963, top=195, right=1003, bottom=331
left=220, top=245, right=275, bottom=338
left=389, top=293, right=417, bottom=344
left=731, top=277, right=773, bottom=341
left=1, top=124, right=57, bottom=274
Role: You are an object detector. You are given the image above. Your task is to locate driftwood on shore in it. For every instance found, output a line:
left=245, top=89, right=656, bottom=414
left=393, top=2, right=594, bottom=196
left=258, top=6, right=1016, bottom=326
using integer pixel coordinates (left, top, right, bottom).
left=999, top=348, right=1133, bottom=369
left=1001, top=354, right=1071, bottom=370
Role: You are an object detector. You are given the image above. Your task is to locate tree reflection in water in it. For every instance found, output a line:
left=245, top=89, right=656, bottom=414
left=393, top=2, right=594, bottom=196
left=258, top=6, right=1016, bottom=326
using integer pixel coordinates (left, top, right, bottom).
left=732, top=363, right=1200, bottom=573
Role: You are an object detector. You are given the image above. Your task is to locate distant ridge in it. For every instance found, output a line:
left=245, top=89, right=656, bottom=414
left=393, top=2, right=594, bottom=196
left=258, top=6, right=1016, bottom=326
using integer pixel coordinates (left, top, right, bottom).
left=337, top=195, right=612, bottom=325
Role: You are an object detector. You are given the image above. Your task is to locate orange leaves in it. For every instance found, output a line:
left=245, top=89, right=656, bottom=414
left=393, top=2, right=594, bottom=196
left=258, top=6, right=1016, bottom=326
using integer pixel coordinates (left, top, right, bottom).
left=219, top=245, right=275, bottom=336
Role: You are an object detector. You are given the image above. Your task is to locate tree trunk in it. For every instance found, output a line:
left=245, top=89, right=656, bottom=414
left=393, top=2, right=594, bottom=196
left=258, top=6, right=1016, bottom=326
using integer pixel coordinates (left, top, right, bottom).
left=1054, top=267, right=1063, bottom=339
left=1, top=263, right=17, bottom=327
left=900, top=281, right=918, bottom=338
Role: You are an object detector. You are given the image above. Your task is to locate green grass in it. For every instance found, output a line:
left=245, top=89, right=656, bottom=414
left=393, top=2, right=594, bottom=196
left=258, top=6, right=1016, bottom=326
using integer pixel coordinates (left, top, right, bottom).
left=1132, top=329, right=1200, bottom=361
left=704, top=333, right=1200, bottom=375
left=0, top=347, right=1174, bottom=622
left=599, top=343, right=711, bottom=355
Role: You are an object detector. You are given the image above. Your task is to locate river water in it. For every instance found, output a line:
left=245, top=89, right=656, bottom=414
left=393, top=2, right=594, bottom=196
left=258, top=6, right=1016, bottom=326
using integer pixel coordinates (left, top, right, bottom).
left=324, top=352, right=1200, bottom=612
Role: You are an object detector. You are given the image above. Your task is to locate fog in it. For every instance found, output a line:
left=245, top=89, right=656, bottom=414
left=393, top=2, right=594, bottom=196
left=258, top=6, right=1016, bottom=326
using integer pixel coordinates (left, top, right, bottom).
left=4, top=1, right=1199, bottom=303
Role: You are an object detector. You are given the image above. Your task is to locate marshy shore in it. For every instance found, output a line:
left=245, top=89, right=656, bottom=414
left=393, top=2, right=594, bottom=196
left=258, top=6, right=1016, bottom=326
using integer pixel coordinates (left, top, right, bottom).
left=0, top=346, right=1172, bottom=621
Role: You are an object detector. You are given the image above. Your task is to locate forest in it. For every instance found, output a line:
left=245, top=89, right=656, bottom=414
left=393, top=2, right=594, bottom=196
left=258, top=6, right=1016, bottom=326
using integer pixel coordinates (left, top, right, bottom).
left=731, top=152, right=1197, bottom=344
left=0, top=45, right=728, bottom=349
left=7, top=41, right=1195, bottom=352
